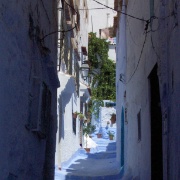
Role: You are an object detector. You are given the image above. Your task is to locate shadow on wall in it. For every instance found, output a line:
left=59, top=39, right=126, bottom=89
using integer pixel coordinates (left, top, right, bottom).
left=58, top=77, right=76, bottom=142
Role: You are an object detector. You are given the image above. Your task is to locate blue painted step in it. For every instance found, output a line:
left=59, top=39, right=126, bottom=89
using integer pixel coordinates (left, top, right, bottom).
left=87, top=151, right=116, bottom=159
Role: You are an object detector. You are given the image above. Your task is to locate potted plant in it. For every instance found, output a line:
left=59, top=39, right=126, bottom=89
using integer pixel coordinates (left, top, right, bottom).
left=86, top=110, right=92, bottom=119
left=84, top=118, right=91, bottom=124
left=83, top=123, right=96, bottom=152
left=107, top=131, right=115, bottom=140
left=97, top=127, right=103, bottom=138
left=89, top=124, right=96, bottom=137
left=78, top=113, right=84, bottom=121
left=110, top=113, right=116, bottom=124
left=72, top=111, right=78, bottom=119
left=105, top=121, right=110, bottom=130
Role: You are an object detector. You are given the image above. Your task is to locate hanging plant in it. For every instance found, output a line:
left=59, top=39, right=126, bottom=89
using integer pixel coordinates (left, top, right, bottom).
left=72, top=111, right=78, bottom=119
left=88, top=32, right=116, bottom=118
left=78, top=113, right=84, bottom=120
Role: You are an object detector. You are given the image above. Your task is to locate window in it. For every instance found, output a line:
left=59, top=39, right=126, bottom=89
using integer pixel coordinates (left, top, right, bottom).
left=137, top=110, right=141, bottom=141
left=27, top=81, right=51, bottom=139
left=150, top=0, right=154, bottom=17
left=72, top=117, right=76, bottom=134
left=76, top=63, right=80, bottom=96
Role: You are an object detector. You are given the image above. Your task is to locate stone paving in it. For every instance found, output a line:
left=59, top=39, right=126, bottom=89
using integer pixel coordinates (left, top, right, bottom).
left=55, top=127, right=123, bottom=180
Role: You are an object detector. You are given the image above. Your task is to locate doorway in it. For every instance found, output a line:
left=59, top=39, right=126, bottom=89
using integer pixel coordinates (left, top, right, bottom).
left=149, top=64, right=163, bottom=180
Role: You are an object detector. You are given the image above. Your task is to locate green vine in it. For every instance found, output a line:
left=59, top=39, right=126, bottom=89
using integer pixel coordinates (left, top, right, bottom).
left=88, top=32, right=116, bottom=118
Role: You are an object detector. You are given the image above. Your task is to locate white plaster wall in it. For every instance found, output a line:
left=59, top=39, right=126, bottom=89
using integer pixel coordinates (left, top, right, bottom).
left=56, top=73, right=80, bottom=167
left=115, top=0, right=126, bottom=168
left=60, top=95, right=80, bottom=163
left=0, top=1, right=58, bottom=179
left=157, top=1, right=180, bottom=179
left=116, top=0, right=180, bottom=179
left=108, top=44, right=116, bottom=61
left=78, top=0, right=89, bottom=50
left=116, top=0, right=152, bottom=179
left=56, top=0, right=90, bottom=168
left=100, top=107, right=116, bottom=127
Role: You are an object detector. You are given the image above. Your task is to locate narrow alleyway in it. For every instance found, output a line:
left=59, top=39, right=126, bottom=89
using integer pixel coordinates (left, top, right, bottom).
left=55, top=127, right=122, bottom=180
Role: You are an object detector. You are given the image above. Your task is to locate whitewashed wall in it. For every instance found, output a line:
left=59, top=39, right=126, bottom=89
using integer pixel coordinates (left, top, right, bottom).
left=56, top=73, right=81, bottom=167
left=116, top=0, right=180, bottom=179
left=0, top=1, right=58, bottom=179
left=55, top=0, right=89, bottom=168
left=99, top=107, right=116, bottom=127
left=108, top=44, right=116, bottom=61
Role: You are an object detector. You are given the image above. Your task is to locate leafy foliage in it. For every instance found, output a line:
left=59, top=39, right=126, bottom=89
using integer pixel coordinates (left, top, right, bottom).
left=88, top=32, right=116, bottom=118
left=88, top=32, right=116, bottom=101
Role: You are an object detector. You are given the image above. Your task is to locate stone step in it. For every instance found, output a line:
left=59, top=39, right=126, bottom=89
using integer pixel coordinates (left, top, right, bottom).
left=95, top=142, right=116, bottom=152
left=59, top=174, right=122, bottom=180
left=87, top=151, right=116, bottom=159
left=55, top=169, right=123, bottom=180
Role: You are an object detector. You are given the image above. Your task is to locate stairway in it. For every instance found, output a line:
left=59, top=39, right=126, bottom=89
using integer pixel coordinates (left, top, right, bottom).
left=55, top=134, right=123, bottom=180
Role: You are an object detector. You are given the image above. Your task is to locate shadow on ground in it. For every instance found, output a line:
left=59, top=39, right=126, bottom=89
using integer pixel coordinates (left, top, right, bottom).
left=61, top=141, right=123, bottom=180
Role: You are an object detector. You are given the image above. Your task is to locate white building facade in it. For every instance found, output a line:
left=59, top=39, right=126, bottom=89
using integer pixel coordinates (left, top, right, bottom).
left=55, top=0, right=90, bottom=169
left=116, top=0, right=180, bottom=179
left=88, top=0, right=116, bottom=35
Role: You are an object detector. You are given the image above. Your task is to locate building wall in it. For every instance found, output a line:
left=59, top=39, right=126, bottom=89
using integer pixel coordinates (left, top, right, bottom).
left=116, top=0, right=180, bottom=179
left=55, top=0, right=89, bottom=168
left=100, top=107, right=116, bottom=127
left=56, top=74, right=80, bottom=166
left=0, top=1, right=58, bottom=179
left=160, top=1, right=180, bottom=179
left=108, top=44, right=116, bottom=61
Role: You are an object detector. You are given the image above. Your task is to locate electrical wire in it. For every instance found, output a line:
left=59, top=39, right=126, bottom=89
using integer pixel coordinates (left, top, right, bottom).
left=120, top=30, right=148, bottom=84
left=150, top=32, right=160, bottom=60
left=41, top=26, right=76, bottom=41
left=92, top=0, right=148, bottom=22
left=92, top=0, right=176, bottom=24
left=41, top=0, right=79, bottom=41
left=120, top=9, right=176, bottom=84
left=42, top=0, right=176, bottom=41
left=126, top=17, right=142, bottom=47
left=79, top=8, right=108, bottom=10
left=127, top=32, right=148, bottom=84
left=64, top=0, right=78, bottom=15
left=58, top=7, right=109, bottom=10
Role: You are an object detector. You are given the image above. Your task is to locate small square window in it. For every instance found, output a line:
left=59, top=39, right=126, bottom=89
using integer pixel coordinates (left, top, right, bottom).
left=27, top=81, right=51, bottom=139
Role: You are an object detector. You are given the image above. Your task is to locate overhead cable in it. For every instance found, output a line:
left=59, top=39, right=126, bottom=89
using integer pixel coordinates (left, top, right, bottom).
left=120, top=29, right=148, bottom=85
left=92, top=0, right=148, bottom=22
left=41, top=0, right=78, bottom=41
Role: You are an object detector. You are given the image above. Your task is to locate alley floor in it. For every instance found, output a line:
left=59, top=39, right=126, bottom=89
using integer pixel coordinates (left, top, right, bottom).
left=55, top=127, right=123, bottom=180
